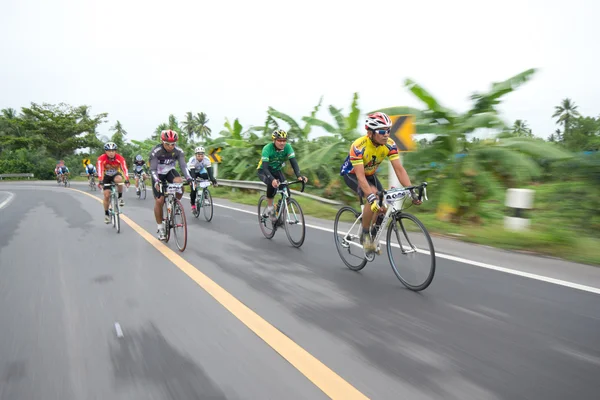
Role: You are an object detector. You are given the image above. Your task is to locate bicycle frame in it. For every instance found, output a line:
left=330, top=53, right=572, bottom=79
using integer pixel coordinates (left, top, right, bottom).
left=341, top=185, right=428, bottom=253
left=193, top=179, right=211, bottom=207
left=272, top=180, right=305, bottom=225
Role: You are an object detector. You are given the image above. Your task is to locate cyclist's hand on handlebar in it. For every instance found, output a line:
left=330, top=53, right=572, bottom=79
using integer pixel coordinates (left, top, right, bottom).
left=271, top=179, right=279, bottom=188
left=410, top=189, right=422, bottom=205
left=367, top=193, right=380, bottom=213
left=154, top=181, right=161, bottom=193
left=125, top=180, right=130, bottom=188
left=298, top=176, right=308, bottom=183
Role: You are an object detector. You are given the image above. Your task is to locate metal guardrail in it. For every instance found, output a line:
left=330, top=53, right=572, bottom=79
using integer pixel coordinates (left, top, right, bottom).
left=75, top=173, right=342, bottom=206
left=218, top=179, right=342, bottom=206
left=0, top=173, right=34, bottom=179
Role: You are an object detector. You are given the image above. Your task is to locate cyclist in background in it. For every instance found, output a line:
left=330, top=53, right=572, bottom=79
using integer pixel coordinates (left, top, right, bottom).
left=132, top=154, right=148, bottom=197
left=57, top=163, right=70, bottom=184
left=85, top=161, right=97, bottom=185
left=257, top=129, right=307, bottom=219
left=97, top=142, right=130, bottom=223
left=187, top=146, right=218, bottom=213
left=149, top=130, right=193, bottom=240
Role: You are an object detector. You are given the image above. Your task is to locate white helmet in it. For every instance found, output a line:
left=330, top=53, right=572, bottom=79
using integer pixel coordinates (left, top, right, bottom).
left=365, top=112, right=392, bottom=130
left=195, top=146, right=205, bottom=154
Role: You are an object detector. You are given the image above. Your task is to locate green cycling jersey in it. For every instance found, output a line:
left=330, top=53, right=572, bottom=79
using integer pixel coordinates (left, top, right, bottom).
left=257, top=143, right=296, bottom=172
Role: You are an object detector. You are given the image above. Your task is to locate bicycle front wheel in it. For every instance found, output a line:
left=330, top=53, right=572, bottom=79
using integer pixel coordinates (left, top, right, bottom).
left=283, top=198, right=305, bottom=247
left=141, top=180, right=146, bottom=200
left=172, top=199, right=187, bottom=252
left=257, top=195, right=276, bottom=239
left=162, top=200, right=171, bottom=243
left=386, top=212, right=435, bottom=291
left=334, top=206, right=367, bottom=271
left=202, top=189, right=214, bottom=222
left=113, top=195, right=120, bottom=233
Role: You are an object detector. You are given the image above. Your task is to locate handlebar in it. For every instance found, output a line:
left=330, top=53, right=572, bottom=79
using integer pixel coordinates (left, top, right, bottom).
left=376, top=182, right=428, bottom=204
left=277, top=178, right=305, bottom=193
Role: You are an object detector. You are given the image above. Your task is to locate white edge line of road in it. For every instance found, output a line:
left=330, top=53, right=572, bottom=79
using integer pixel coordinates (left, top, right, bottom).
left=200, top=198, right=600, bottom=296
left=0, top=191, right=15, bottom=210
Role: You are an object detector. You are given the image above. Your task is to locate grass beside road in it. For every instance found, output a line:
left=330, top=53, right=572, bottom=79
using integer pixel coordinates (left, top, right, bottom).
left=209, top=186, right=600, bottom=266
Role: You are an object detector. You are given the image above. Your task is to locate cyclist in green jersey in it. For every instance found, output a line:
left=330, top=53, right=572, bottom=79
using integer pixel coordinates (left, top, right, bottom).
left=257, top=129, right=308, bottom=218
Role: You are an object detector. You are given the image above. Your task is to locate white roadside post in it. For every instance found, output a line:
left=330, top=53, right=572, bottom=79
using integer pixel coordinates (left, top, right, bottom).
left=388, top=158, right=401, bottom=188
left=504, top=188, right=534, bottom=231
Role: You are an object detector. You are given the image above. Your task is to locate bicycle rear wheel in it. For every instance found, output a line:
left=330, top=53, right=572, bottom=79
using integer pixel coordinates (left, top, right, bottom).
left=202, top=189, right=213, bottom=222
left=386, top=212, right=435, bottom=291
left=334, top=206, right=367, bottom=271
left=140, top=180, right=146, bottom=200
left=257, top=195, right=276, bottom=239
left=172, top=199, right=187, bottom=251
left=283, top=198, right=305, bottom=247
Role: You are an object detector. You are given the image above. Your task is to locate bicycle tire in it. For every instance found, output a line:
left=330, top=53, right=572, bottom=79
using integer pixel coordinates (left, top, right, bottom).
left=141, top=180, right=146, bottom=200
left=283, top=197, right=305, bottom=248
left=172, top=199, right=187, bottom=252
left=334, top=206, right=368, bottom=271
left=386, top=212, right=435, bottom=291
left=203, top=189, right=213, bottom=222
left=113, top=194, right=120, bottom=234
left=257, top=195, right=276, bottom=239
left=163, top=200, right=171, bottom=243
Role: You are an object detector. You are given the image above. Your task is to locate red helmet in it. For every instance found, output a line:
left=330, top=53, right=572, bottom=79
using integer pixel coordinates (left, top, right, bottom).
left=365, top=112, right=392, bottom=131
left=161, top=130, right=179, bottom=143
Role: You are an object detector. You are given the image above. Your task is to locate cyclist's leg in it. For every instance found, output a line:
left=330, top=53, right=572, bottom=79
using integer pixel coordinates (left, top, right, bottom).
left=134, top=173, right=140, bottom=190
left=189, top=171, right=200, bottom=207
left=167, top=170, right=183, bottom=200
left=152, top=173, right=166, bottom=224
left=257, top=169, right=278, bottom=208
left=102, top=175, right=115, bottom=221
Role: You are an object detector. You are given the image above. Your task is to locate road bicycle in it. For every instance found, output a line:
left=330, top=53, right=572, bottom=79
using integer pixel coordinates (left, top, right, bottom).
left=103, top=182, right=125, bottom=234
left=257, top=179, right=306, bottom=248
left=88, top=175, right=97, bottom=191
left=135, top=173, right=147, bottom=200
left=333, top=182, right=436, bottom=291
left=191, top=178, right=214, bottom=222
left=160, top=181, right=188, bottom=252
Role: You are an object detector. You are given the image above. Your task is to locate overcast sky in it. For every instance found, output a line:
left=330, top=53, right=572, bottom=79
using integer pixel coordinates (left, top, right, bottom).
left=1, top=0, right=598, bottom=143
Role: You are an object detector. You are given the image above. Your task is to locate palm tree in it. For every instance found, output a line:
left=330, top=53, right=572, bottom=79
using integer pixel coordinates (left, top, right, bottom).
left=168, top=114, right=179, bottom=131
left=153, top=123, right=168, bottom=141
left=511, top=120, right=533, bottom=137
left=1, top=108, right=18, bottom=119
left=552, top=98, right=580, bottom=139
left=181, top=112, right=195, bottom=140
left=110, top=120, right=127, bottom=136
left=194, top=112, right=211, bottom=141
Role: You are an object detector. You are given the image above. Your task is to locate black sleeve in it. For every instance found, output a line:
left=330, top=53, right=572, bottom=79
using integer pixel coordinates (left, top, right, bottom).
left=206, top=166, right=216, bottom=181
left=261, top=161, right=275, bottom=182
left=289, top=157, right=301, bottom=178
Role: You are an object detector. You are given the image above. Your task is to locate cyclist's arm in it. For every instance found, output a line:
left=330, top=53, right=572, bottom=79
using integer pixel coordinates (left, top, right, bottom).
left=353, top=164, right=378, bottom=198
left=96, top=157, right=104, bottom=182
left=389, top=158, right=413, bottom=188
left=288, top=157, right=301, bottom=178
left=149, top=154, right=159, bottom=182
left=261, top=161, right=275, bottom=183
left=116, top=155, right=129, bottom=181
left=206, top=166, right=216, bottom=181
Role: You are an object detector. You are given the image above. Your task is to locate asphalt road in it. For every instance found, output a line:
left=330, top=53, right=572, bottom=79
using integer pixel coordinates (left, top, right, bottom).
left=1, top=181, right=599, bottom=400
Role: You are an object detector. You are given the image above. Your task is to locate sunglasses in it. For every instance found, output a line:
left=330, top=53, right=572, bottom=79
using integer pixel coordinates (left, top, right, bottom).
left=372, top=129, right=390, bottom=135
left=275, top=138, right=287, bottom=142
left=162, top=141, right=176, bottom=146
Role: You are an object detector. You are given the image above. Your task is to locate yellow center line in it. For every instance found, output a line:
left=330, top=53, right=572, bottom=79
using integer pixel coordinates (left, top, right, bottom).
left=70, top=188, right=369, bottom=399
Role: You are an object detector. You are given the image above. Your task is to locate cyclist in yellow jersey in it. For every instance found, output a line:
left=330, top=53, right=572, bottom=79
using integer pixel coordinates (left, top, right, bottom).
left=340, top=112, right=421, bottom=251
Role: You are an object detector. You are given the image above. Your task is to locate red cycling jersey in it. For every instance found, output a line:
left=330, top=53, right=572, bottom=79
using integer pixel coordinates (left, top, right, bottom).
left=97, top=153, right=129, bottom=181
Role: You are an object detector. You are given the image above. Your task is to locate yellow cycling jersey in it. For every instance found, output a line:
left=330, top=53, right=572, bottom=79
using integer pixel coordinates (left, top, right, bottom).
left=340, top=136, right=399, bottom=176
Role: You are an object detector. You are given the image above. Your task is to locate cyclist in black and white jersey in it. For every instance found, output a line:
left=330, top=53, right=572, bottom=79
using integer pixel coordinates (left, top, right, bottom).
left=149, top=129, right=193, bottom=240
left=187, top=146, right=218, bottom=213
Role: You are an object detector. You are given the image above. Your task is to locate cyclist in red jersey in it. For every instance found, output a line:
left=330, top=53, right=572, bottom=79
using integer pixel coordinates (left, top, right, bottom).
left=97, top=142, right=130, bottom=223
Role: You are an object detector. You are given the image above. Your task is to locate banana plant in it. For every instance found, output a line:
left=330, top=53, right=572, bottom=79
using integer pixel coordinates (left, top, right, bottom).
left=380, top=68, right=571, bottom=223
